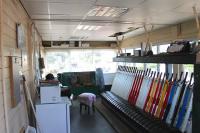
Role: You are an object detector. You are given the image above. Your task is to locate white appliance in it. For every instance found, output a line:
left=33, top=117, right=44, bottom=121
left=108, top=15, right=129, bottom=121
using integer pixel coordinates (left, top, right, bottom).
left=36, top=97, right=71, bottom=133
left=25, top=126, right=36, bottom=133
left=40, top=85, right=61, bottom=104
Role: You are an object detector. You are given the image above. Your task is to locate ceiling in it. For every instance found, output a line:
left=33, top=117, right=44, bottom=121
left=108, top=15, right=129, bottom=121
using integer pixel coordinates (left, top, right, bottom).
left=21, top=0, right=200, bottom=41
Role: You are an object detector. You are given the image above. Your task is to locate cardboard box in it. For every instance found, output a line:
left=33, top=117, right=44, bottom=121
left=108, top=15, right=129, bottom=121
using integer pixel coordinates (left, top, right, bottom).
left=40, top=86, right=61, bottom=104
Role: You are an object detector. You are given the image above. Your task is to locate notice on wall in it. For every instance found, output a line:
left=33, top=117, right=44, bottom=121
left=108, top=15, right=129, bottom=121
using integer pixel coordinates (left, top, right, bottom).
left=9, top=56, right=21, bottom=108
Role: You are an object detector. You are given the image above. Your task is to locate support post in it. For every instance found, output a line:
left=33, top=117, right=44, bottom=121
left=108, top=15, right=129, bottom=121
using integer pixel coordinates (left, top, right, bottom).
left=165, top=64, right=173, bottom=75
left=193, top=64, right=200, bottom=133
left=193, top=6, right=200, bottom=133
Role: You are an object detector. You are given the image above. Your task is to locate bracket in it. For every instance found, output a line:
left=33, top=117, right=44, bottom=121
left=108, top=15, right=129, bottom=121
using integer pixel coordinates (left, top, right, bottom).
left=193, top=6, right=200, bottom=37
left=144, top=24, right=154, bottom=52
left=116, top=36, right=124, bottom=54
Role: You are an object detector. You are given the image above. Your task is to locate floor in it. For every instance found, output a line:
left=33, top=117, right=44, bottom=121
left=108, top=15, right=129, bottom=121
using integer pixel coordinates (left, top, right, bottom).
left=70, top=99, right=117, bottom=133
left=95, top=99, right=134, bottom=133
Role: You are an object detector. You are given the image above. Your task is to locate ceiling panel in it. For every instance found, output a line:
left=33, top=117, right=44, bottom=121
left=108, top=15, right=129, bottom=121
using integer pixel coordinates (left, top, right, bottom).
left=31, top=15, right=90, bottom=19
left=36, top=24, right=76, bottom=30
left=38, top=28, right=76, bottom=34
left=22, top=0, right=96, bottom=4
left=139, top=0, right=184, bottom=12
left=48, top=3, right=92, bottom=17
left=22, top=0, right=96, bottom=17
left=35, top=21, right=80, bottom=26
left=21, top=0, right=200, bottom=41
left=96, top=0, right=146, bottom=8
left=22, top=1, right=49, bottom=14
left=36, top=21, right=137, bottom=41
left=174, top=0, right=200, bottom=13
left=121, top=8, right=193, bottom=25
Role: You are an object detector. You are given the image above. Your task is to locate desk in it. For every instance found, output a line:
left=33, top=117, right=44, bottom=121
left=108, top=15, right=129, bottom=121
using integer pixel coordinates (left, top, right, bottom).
left=36, top=97, right=71, bottom=133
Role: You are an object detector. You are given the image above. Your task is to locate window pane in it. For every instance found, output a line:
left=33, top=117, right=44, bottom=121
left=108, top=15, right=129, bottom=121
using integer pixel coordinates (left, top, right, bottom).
left=45, top=49, right=117, bottom=76
left=183, top=64, right=194, bottom=73
left=125, top=48, right=134, bottom=55
left=146, top=63, right=158, bottom=71
left=122, top=48, right=126, bottom=53
left=45, top=51, right=69, bottom=76
left=135, top=63, right=144, bottom=70
left=152, top=46, right=158, bottom=54
left=159, top=64, right=166, bottom=73
left=125, top=63, right=135, bottom=67
left=159, top=44, right=170, bottom=53
left=183, top=64, right=194, bottom=81
left=93, top=49, right=117, bottom=73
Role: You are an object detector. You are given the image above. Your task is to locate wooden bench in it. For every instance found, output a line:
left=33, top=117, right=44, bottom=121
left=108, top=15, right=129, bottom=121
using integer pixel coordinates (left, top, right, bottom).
left=101, top=91, right=181, bottom=133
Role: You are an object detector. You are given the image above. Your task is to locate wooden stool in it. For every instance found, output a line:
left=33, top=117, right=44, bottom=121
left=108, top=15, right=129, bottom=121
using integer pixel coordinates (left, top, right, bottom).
left=80, top=102, right=95, bottom=114
left=78, top=93, right=96, bottom=114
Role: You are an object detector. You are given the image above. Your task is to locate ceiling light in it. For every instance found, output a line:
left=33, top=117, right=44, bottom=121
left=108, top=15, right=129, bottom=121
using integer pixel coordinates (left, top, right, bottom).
left=77, top=25, right=83, bottom=30
left=87, top=6, right=129, bottom=18
left=104, top=8, right=115, bottom=17
left=76, top=25, right=102, bottom=31
left=87, top=6, right=102, bottom=16
left=88, top=26, right=95, bottom=31
left=96, top=7, right=110, bottom=16
left=94, top=26, right=102, bottom=30
left=83, top=25, right=90, bottom=30
left=113, top=8, right=129, bottom=17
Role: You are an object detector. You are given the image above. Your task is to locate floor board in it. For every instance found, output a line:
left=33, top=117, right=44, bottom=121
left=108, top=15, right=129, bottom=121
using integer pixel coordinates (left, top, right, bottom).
left=70, top=100, right=117, bottom=133
left=94, top=98, right=134, bottom=133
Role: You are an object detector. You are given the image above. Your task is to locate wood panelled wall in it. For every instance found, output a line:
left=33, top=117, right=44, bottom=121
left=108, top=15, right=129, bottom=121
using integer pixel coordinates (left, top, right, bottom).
left=0, top=0, right=42, bottom=133
left=121, top=20, right=199, bottom=48
left=0, top=0, right=7, bottom=132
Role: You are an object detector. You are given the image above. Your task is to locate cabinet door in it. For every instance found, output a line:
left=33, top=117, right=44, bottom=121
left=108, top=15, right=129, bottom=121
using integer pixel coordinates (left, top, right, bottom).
left=36, top=103, right=68, bottom=133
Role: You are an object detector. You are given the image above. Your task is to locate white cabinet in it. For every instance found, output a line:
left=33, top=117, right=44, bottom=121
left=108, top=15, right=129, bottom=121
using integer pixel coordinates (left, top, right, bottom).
left=36, top=97, right=71, bottom=133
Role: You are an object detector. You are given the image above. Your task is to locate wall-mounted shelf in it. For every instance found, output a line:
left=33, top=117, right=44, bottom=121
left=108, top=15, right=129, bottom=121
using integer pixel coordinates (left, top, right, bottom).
left=45, top=46, right=116, bottom=50
left=113, top=53, right=197, bottom=64
left=113, top=52, right=200, bottom=133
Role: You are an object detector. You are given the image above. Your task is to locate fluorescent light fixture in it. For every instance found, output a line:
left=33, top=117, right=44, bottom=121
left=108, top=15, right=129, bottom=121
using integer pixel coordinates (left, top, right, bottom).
left=88, top=26, right=95, bottom=31
left=87, top=6, right=129, bottom=18
left=94, top=26, right=102, bottom=31
left=76, top=25, right=102, bottom=31
left=83, top=25, right=90, bottom=30
left=87, top=6, right=102, bottom=16
left=104, top=8, right=115, bottom=17
left=96, top=7, right=110, bottom=16
left=77, top=25, right=83, bottom=30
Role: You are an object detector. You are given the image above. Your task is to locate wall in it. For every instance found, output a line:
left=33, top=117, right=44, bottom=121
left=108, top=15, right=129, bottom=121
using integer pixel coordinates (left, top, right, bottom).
left=0, top=0, right=42, bottom=133
left=0, top=0, right=7, bottom=132
left=121, top=19, right=198, bottom=48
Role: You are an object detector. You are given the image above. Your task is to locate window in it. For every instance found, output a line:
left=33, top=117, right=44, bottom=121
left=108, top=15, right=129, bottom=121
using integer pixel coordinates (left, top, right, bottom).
left=159, top=44, right=170, bottom=53
left=183, top=65, right=194, bottom=73
left=152, top=45, right=158, bottom=55
left=158, top=44, right=171, bottom=73
left=145, top=44, right=171, bottom=73
left=146, top=63, right=158, bottom=71
left=125, top=48, right=134, bottom=55
left=116, top=44, right=170, bottom=72
left=122, top=48, right=126, bottom=53
left=135, top=63, right=144, bottom=70
left=45, top=49, right=117, bottom=76
left=159, top=63, right=166, bottom=73
left=146, top=46, right=158, bottom=71
left=125, top=63, right=135, bottom=67
left=183, top=64, right=194, bottom=81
